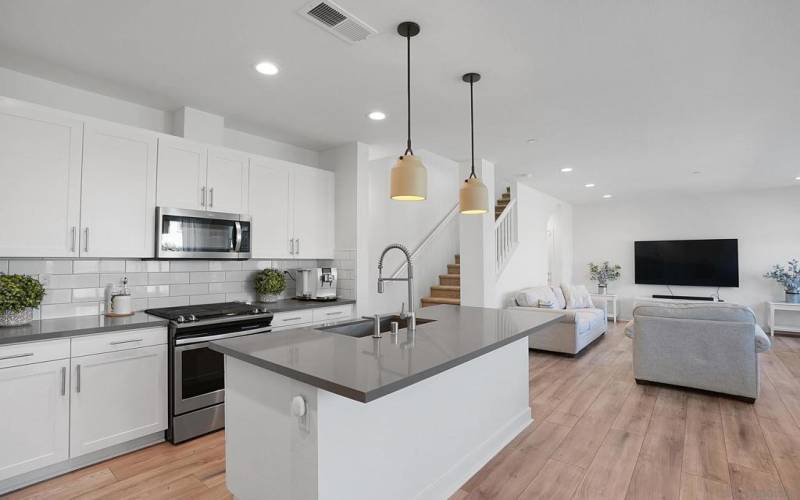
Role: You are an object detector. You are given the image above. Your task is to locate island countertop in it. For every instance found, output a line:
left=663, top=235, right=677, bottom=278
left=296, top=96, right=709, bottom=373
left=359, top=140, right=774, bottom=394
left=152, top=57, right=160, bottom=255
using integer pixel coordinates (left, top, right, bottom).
left=211, top=304, right=563, bottom=403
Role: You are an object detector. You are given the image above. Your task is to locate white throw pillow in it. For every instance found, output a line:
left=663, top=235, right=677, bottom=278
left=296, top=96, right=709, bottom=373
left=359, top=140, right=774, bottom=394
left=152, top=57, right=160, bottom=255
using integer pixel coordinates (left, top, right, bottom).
left=515, top=286, right=557, bottom=308
left=551, top=286, right=567, bottom=309
left=562, top=284, right=593, bottom=309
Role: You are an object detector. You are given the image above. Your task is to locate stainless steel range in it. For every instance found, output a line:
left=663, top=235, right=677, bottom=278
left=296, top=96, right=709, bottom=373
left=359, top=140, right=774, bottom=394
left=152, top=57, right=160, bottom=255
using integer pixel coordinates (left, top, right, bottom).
left=145, top=302, right=273, bottom=443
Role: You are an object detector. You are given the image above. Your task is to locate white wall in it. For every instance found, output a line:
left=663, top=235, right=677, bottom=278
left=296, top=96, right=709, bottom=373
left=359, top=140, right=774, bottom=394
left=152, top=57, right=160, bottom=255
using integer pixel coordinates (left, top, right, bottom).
left=573, top=187, right=800, bottom=325
left=494, top=183, right=573, bottom=307
left=366, top=149, right=461, bottom=315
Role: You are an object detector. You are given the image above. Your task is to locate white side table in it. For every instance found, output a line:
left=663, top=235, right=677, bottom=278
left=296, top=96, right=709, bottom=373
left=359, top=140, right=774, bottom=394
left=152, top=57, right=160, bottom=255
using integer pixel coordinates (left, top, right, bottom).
left=767, top=302, right=800, bottom=337
left=591, top=293, right=618, bottom=323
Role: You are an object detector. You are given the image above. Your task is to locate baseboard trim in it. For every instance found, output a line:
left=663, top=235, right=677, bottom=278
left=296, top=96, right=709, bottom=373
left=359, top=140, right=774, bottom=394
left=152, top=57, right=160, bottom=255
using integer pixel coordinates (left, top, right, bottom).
left=0, top=432, right=165, bottom=495
left=414, top=407, right=532, bottom=500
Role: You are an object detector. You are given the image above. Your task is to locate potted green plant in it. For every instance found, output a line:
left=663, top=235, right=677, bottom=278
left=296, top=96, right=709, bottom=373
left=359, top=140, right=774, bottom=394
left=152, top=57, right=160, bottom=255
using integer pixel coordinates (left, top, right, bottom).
left=254, top=268, right=286, bottom=303
left=764, top=259, right=800, bottom=304
left=0, top=274, right=46, bottom=326
left=588, top=261, right=622, bottom=294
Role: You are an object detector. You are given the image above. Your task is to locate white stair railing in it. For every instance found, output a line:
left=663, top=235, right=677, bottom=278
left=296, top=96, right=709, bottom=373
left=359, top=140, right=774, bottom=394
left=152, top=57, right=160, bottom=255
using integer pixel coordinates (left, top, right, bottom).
left=494, top=198, right=518, bottom=274
left=390, top=203, right=460, bottom=278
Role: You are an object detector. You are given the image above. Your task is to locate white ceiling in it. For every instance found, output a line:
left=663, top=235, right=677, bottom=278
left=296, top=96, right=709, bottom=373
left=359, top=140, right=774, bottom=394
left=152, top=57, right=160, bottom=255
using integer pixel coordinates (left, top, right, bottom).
left=1, top=0, right=798, bottom=204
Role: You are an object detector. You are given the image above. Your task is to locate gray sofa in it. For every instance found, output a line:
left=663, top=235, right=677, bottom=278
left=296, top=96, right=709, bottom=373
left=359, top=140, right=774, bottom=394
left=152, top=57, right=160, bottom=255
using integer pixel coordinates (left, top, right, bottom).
left=627, top=303, right=772, bottom=402
left=507, top=285, right=607, bottom=356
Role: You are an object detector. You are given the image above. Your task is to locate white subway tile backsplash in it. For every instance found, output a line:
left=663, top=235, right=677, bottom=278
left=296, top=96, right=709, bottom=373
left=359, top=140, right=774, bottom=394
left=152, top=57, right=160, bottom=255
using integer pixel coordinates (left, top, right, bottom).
left=41, top=289, right=72, bottom=305
left=170, top=261, right=210, bottom=272
left=41, top=302, right=101, bottom=319
left=131, top=285, right=170, bottom=298
left=0, top=260, right=8, bottom=274
left=126, top=260, right=169, bottom=273
left=147, top=296, right=190, bottom=308
left=100, top=273, right=148, bottom=287
left=132, top=298, right=148, bottom=311
left=242, top=260, right=272, bottom=271
left=190, top=271, right=227, bottom=283
left=9, top=260, right=73, bottom=275
left=148, top=272, right=190, bottom=285
left=45, top=273, right=99, bottom=289
left=209, top=261, right=242, bottom=271
left=226, top=292, right=256, bottom=303
left=73, top=260, right=125, bottom=274
left=71, top=287, right=105, bottom=302
left=209, top=281, right=244, bottom=294
left=189, top=294, right=228, bottom=305
left=170, top=283, right=210, bottom=296
left=225, top=270, right=255, bottom=282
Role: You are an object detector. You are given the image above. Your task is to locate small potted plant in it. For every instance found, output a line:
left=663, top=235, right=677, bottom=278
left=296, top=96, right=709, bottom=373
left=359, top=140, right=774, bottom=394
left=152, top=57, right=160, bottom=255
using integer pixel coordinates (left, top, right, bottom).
left=0, top=274, right=46, bottom=326
left=254, top=268, right=286, bottom=303
left=588, top=261, right=622, bottom=294
left=764, top=259, right=800, bottom=304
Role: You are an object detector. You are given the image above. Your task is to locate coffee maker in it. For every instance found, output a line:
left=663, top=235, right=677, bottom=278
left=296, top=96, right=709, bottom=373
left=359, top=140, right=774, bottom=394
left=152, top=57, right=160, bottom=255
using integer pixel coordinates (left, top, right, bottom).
left=295, top=268, right=338, bottom=301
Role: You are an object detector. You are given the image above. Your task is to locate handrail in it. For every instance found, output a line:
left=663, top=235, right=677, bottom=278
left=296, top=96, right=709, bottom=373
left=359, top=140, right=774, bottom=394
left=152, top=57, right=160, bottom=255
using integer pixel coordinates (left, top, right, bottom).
left=494, top=198, right=517, bottom=228
left=390, top=203, right=460, bottom=278
left=495, top=197, right=519, bottom=275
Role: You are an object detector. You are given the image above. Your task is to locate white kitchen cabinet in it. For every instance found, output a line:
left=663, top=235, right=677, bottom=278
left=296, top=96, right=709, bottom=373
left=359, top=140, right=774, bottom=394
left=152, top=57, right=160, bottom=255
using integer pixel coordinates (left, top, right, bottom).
left=249, top=158, right=334, bottom=259
left=0, top=99, right=83, bottom=257
left=207, top=148, right=248, bottom=213
left=69, top=344, right=167, bottom=457
left=156, top=136, right=207, bottom=210
left=79, top=121, right=157, bottom=258
left=0, top=359, right=70, bottom=482
left=249, top=157, right=292, bottom=258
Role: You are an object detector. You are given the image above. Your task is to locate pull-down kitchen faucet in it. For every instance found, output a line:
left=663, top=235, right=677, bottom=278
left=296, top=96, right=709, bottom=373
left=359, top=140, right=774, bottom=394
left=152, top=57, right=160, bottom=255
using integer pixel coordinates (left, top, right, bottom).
left=377, top=243, right=416, bottom=331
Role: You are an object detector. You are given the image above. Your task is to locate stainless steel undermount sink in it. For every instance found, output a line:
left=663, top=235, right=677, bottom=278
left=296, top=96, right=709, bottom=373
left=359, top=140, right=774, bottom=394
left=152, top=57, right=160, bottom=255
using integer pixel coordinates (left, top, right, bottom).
left=318, top=315, right=436, bottom=338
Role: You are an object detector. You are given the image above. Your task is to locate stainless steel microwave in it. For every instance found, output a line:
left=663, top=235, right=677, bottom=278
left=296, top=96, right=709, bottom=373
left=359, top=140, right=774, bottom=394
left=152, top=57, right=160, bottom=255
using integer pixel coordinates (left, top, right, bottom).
left=155, top=207, right=251, bottom=259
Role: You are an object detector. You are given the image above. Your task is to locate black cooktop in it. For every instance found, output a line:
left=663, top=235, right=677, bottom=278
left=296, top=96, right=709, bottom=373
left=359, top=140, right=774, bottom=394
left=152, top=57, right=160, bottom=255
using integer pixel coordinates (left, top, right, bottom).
left=145, top=302, right=269, bottom=323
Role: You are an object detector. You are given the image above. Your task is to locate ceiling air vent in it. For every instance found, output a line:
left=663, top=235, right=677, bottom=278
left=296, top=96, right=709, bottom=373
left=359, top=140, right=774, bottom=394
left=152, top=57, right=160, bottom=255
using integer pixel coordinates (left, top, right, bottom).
left=300, top=1, right=377, bottom=43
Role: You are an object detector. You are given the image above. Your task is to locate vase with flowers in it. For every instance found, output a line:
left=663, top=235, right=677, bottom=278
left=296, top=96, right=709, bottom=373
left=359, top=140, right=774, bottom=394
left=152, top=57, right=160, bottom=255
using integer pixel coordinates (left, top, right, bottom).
left=588, top=261, right=622, bottom=294
left=764, top=259, right=800, bottom=304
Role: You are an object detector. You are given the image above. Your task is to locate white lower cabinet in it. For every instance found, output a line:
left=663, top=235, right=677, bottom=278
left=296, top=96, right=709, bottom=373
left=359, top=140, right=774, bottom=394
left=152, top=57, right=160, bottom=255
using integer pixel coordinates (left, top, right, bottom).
left=0, top=359, right=70, bottom=482
left=70, top=344, right=167, bottom=457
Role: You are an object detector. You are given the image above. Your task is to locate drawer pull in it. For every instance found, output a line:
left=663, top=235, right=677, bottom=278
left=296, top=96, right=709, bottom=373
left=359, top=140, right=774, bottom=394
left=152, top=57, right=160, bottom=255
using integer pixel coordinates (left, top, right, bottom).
left=110, top=338, right=144, bottom=346
left=0, top=352, right=34, bottom=361
left=282, top=317, right=303, bottom=322
left=325, top=311, right=343, bottom=316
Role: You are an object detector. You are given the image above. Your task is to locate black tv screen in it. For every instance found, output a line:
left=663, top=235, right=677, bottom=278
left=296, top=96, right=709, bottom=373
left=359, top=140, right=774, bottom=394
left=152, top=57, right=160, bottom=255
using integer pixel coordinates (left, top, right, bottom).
left=634, top=239, right=739, bottom=287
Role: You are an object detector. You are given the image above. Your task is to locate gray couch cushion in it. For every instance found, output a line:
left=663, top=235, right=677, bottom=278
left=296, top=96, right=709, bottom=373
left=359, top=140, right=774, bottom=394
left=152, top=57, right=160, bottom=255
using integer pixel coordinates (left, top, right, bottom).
left=754, top=325, right=771, bottom=353
left=561, top=308, right=606, bottom=336
left=633, top=303, right=757, bottom=323
left=514, top=286, right=557, bottom=308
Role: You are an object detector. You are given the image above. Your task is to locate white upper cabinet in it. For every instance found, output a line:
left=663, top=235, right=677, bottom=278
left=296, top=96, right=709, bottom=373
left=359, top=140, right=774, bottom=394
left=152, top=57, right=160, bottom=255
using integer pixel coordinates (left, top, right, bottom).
left=207, top=148, right=248, bottom=214
left=0, top=359, right=70, bottom=482
left=249, top=157, right=292, bottom=259
left=292, top=166, right=334, bottom=259
left=0, top=100, right=83, bottom=257
left=80, top=121, right=157, bottom=258
left=156, top=136, right=207, bottom=211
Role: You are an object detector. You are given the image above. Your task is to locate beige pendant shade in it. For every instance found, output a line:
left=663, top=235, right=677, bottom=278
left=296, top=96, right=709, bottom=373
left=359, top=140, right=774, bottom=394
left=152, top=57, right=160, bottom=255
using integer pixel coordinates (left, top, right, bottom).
left=459, top=176, right=488, bottom=214
left=391, top=154, right=427, bottom=200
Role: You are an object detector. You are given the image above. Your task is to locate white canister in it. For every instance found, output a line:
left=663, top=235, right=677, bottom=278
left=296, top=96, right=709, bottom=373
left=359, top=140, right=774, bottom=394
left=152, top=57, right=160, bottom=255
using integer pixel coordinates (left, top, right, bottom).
left=111, top=294, right=133, bottom=315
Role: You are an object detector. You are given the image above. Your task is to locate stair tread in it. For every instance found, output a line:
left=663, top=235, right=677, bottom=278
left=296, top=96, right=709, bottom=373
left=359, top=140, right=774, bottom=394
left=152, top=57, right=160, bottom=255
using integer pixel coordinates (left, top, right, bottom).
left=431, top=285, right=460, bottom=290
left=421, top=297, right=461, bottom=305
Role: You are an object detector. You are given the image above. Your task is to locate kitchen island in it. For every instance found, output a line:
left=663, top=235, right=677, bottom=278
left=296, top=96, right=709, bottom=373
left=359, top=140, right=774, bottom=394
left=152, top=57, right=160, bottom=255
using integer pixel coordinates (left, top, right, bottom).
left=211, top=304, right=562, bottom=500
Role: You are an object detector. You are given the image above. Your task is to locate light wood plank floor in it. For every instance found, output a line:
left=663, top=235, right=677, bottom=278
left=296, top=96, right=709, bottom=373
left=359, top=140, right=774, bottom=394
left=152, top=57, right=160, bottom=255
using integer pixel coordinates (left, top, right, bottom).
left=7, top=323, right=800, bottom=500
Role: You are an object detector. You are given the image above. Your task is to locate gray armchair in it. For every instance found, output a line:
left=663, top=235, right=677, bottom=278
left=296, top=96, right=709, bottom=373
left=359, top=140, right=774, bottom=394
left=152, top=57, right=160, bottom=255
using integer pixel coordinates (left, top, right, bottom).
left=627, top=303, right=771, bottom=402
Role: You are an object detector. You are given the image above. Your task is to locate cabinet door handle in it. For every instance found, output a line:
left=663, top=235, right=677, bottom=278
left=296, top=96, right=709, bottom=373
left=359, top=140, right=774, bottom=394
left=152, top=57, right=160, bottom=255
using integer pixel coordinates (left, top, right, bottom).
left=70, top=226, right=76, bottom=252
left=84, top=227, right=89, bottom=253
left=209, top=187, right=214, bottom=208
left=61, top=366, right=66, bottom=396
left=76, top=364, right=81, bottom=393
left=201, top=186, right=207, bottom=207
left=295, top=238, right=300, bottom=255
left=110, top=338, right=143, bottom=345
left=326, top=311, right=342, bottom=316
left=282, top=317, right=303, bottom=322
left=289, top=238, right=294, bottom=255
left=0, top=352, right=33, bottom=361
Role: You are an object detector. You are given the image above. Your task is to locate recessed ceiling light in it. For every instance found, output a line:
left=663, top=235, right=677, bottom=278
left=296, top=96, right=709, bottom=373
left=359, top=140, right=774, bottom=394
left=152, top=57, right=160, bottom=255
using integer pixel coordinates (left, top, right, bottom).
left=368, top=111, right=386, bottom=121
left=584, top=183, right=595, bottom=188
left=602, top=194, right=613, bottom=199
left=254, top=61, right=279, bottom=76
left=526, top=138, right=536, bottom=143
left=560, top=167, right=573, bottom=173
left=795, top=176, right=800, bottom=181
left=692, top=171, right=702, bottom=175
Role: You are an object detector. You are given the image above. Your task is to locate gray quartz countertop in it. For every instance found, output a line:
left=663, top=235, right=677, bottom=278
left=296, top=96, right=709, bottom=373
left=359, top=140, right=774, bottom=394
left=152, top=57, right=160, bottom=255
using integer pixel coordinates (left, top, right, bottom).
left=258, top=298, right=356, bottom=313
left=211, top=305, right=563, bottom=403
left=0, top=312, right=168, bottom=346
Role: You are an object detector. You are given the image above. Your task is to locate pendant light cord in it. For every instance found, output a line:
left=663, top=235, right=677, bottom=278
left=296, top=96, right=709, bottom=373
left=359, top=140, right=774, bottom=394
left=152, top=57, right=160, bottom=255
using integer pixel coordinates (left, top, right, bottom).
left=469, top=77, right=476, bottom=179
left=405, top=33, right=413, bottom=156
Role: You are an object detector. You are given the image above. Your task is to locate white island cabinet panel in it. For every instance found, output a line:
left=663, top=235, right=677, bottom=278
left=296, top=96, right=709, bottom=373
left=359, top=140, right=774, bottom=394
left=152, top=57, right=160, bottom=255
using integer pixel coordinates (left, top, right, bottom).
left=207, top=148, right=248, bottom=214
left=79, top=122, right=157, bottom=258
left=69, top=344, right=167, bottom=457
left=0, top=359, right=70, bottom=482
left=249, top=157, right=292, bottom=258
left=156, top=136, right=207, bottom=211
left=0, top=100, right=83, bottom=257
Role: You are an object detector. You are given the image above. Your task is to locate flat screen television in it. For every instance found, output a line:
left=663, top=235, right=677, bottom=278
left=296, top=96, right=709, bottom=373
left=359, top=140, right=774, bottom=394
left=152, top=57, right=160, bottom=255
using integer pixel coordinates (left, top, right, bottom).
left=634, top=239, right=739, bottom=287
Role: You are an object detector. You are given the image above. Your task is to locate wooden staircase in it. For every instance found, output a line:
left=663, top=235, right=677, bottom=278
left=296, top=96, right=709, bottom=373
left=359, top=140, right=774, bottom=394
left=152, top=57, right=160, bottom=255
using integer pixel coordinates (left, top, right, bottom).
left=421, top=254, right=461, bottom=307
left=495, top=186, right=511, bottom=220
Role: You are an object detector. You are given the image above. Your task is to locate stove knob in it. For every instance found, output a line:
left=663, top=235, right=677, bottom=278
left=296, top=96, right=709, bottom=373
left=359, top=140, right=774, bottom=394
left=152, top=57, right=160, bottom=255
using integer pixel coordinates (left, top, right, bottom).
left=260, top=307, right=269, bottom=313
left=187, top=314, right=197, bottom=322
left=251, top=308, right=260, bottom=315
left=176, top=315, right=185, bottom=323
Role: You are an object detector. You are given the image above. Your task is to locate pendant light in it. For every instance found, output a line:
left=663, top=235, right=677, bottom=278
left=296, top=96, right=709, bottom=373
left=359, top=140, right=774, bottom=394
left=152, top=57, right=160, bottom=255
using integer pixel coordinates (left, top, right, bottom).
left=459, top=72, right=489, bottom=214
left=390, top=21, right=427, bottom=201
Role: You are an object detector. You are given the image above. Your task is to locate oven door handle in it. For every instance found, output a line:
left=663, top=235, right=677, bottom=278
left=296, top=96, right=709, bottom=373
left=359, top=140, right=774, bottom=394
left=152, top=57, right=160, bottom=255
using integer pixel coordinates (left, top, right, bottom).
left=175, top=326, right=272, bottom=346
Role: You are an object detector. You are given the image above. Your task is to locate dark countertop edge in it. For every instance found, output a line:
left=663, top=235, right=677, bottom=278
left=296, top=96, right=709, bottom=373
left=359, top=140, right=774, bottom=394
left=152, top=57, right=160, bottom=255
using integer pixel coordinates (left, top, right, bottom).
left=0, top=316, right=169, bottom=346
left=211, top=312, right=564, bottom=404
